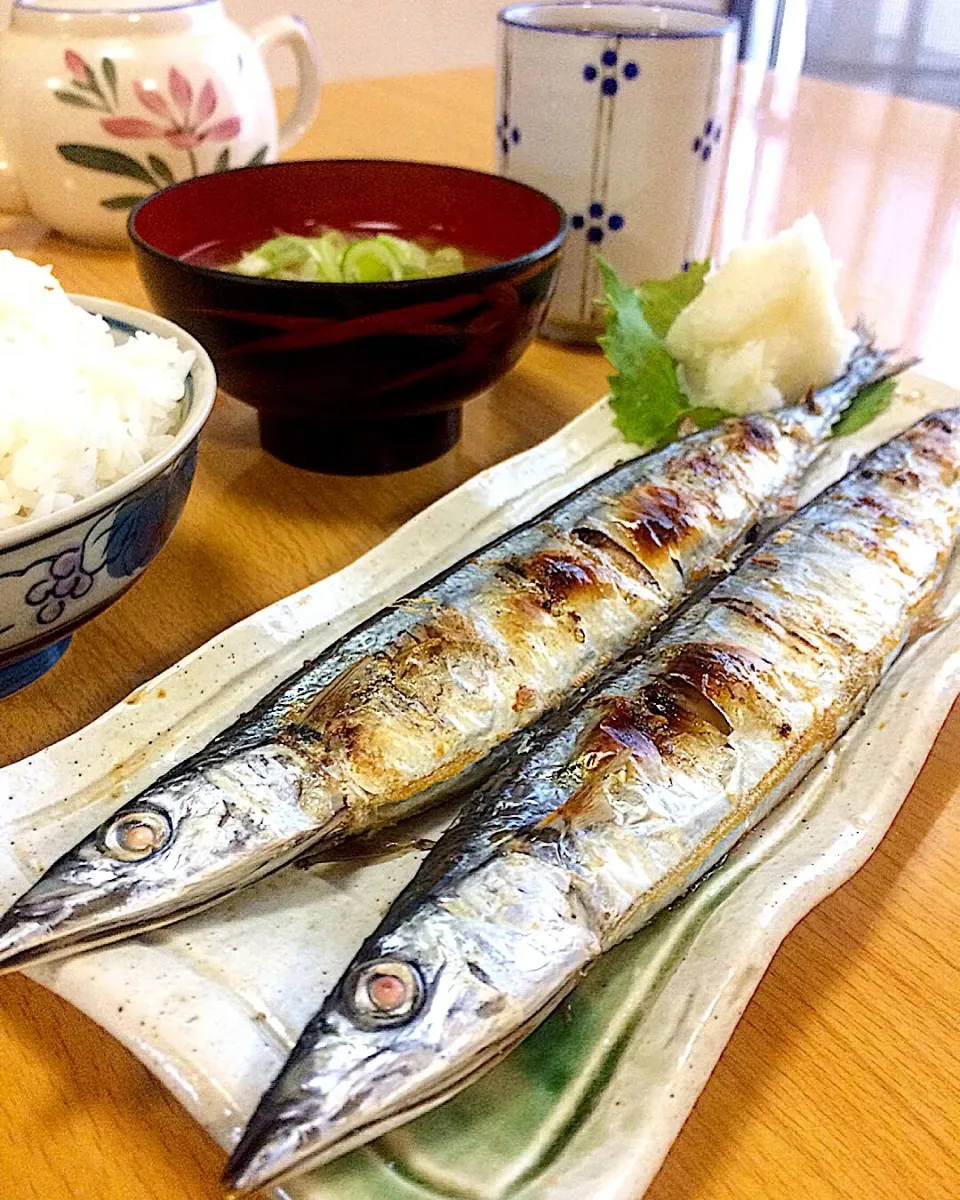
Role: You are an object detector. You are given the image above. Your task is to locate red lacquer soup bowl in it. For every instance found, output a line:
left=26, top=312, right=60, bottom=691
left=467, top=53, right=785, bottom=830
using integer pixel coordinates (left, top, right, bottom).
left=129, top=160, right=567, bottom=474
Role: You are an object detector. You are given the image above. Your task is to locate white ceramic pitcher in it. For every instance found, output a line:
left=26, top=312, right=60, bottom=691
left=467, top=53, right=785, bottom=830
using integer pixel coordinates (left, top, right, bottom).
left=0, top=0, right=321, bottom=246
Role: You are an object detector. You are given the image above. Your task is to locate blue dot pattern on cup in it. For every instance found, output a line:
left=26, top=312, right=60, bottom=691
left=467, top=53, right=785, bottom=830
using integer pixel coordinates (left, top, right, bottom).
left=496, top=112, right=522, bottom=156
left=692, top=117, right=723, bottom=162
left=569, top=203, right=625, bottom=245
left=582, top=49, right=640, bottom=96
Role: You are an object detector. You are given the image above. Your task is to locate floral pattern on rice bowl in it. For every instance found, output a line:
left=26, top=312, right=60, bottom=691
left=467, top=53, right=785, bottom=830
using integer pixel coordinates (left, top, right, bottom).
left=0, top=443, right=198, bottom=645
left=0, top=278, right=215, bottom=693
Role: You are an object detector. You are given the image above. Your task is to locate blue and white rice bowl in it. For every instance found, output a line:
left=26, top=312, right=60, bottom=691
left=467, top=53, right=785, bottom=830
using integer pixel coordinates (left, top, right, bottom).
left=0, top=297, right=215, bottom=698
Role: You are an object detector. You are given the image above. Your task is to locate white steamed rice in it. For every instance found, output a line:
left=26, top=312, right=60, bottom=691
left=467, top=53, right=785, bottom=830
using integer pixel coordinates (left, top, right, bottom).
left=0, top=250, right=195, bottom=531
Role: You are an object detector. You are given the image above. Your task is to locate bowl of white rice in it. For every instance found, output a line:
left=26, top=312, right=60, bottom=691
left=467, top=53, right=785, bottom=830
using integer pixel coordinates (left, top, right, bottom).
left=0, top=251, right=216, bottom=698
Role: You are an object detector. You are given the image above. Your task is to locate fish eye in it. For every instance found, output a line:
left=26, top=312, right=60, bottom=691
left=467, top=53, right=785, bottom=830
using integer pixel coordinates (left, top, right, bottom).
left=97, top=805, right=173, bottom=862
left=343, top=959, right=424, bottom=1028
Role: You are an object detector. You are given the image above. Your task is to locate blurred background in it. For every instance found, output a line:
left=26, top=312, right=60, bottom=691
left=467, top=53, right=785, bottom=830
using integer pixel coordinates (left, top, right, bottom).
left=1, top=0, right=956, bottom=105
left=243, top=0, right=960, bottom=109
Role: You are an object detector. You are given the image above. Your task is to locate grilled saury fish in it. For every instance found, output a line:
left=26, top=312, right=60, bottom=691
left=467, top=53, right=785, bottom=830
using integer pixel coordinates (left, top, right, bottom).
left=225, top=410, right=960, bottom=1194
left=0, top=341, right=887, bottom=972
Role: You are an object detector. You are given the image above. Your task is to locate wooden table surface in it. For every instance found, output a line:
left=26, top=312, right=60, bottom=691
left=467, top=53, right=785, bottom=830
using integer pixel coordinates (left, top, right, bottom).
left=1, top=66, right=959, bottom=1200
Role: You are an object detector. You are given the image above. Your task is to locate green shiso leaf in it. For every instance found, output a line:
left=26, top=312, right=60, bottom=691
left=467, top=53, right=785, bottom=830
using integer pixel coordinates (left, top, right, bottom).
left=830, top=375, right=898, bottom=437
left=599, top=256, right=733, bottom=450
left=635, top=260, right=711, bottom=339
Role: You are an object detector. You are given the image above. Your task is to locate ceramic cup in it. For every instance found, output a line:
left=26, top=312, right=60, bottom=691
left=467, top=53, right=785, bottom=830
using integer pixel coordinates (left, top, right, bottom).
left=497, top=2, right=738, bottom=343
left=0, top=0, right=321, bottom=247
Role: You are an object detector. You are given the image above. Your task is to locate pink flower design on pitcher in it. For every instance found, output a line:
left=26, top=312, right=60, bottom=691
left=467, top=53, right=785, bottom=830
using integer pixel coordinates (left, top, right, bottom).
left=64, top=49, right=91, bottom=81
left=54, top=53, right=266, bottom=209
left=100, top=68, right=242, bottom=150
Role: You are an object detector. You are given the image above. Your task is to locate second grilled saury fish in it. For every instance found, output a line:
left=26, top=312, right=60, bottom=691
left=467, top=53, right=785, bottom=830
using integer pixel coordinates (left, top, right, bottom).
left=224, top=410, right=960, bottom=1193
left=0, top=340, right=886, bottom=971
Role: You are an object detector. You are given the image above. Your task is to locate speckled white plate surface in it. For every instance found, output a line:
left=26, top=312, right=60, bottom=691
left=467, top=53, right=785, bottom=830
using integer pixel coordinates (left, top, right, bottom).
left=1, top=378, right=958, bottom=1200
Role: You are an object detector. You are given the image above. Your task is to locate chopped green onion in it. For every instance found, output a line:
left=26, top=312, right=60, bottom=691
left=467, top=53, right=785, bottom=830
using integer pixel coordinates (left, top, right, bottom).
left=426, top=246, right=466, bottom=277
left=376, top=233, right=429, bottom=277
left=341, top=238, right=404, bottom=282
left=234, top=252, right=271, bottom=277
left=228, top=229, right=469, bottom=283
left=307, top=231, right=349, bottom=282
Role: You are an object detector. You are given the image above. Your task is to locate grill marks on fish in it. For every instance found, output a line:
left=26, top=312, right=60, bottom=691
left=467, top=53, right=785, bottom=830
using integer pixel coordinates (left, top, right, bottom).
left=511, top=685, right=537, bottom=713
left=664, top=641, right=774, bottom=707
left=513, top=546, right=603, bottom=608
left=222, top=412, right=960, bottom=1196
left=730, top=413, right=780, bottom=456
left=542, top=417, right=960, bottom=929
left=551, top=418, right=959, bottom=910
left=611, top=484, right=700, bottom=573
left=569, top=527, right=663, bottom=595
left=285, top=610, right=507, bottom=823
left=598, top=418, right=786, bottom=592
left=0, top=338, right=900, bottom=982
left=901, top=412, right=957, bottom=474
left=707, top=594, right=825, bottom=664
left=274, top=414, right=824, bottom=828
left=550, top=652, right=772, bottom=832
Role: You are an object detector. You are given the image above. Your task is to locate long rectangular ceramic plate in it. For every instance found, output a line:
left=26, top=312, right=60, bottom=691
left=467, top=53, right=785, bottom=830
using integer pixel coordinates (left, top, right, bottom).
left=2, top=378, right=959, bottom=1200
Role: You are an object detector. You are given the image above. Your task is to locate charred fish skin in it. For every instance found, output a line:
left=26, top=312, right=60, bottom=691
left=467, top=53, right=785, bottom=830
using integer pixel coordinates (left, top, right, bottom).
left=224, top=411, right=960, bottom=1195
left=0, top=341, right=887, bottom=974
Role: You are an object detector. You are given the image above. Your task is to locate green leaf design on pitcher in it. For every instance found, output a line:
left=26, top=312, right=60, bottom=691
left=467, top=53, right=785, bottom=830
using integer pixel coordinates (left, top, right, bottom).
left=54, top=91, right=99, bottom=110
left=101, top=57, right=119, bottom=104
left=100, top=193, right=150, bottom=211
left=147, top=154, right=176, bottom=186
left=57, top=144, right=156, bottom=185
left=58, top=50, right=114, bottom=113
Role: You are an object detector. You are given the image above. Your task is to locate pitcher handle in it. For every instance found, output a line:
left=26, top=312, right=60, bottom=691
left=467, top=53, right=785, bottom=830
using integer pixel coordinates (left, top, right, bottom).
left=252, top=15, right=321, bottom=155
left=0, top=134, right=27, bottom=215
